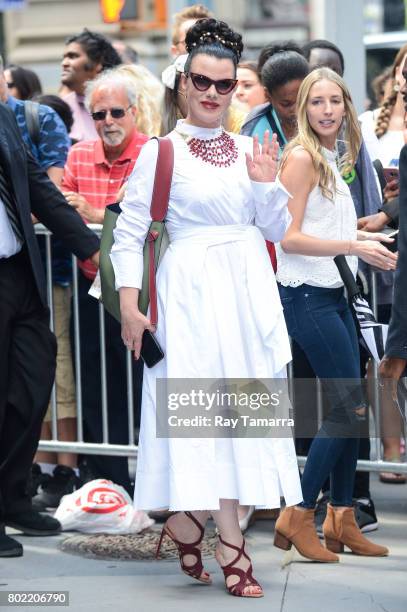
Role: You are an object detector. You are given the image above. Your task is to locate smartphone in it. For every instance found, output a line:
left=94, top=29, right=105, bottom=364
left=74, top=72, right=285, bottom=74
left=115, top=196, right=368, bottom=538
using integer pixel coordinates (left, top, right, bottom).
left=140, top=330, right=164, bottom=368
left=383, top=167, right=399, bottom=184
left=381, top=229, right=398, bottom=254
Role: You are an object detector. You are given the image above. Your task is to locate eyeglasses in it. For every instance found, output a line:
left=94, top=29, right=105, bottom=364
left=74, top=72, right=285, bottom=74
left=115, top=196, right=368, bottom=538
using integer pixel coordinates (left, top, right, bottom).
left=91, top=106, right=131, bottom=121
left=186, top=72, right=237, bottom=95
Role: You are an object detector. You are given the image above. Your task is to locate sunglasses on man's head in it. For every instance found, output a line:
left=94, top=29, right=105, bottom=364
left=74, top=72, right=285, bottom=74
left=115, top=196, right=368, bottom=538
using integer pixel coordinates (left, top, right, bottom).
left=91, top=106, right=131, bottom=121
left=185, top=72, right=237, bottom=95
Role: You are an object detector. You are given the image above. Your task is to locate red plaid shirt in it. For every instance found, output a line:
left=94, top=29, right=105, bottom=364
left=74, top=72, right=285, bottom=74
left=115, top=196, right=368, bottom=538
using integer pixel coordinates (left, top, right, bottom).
left=62, top=130, right=148, bottom=279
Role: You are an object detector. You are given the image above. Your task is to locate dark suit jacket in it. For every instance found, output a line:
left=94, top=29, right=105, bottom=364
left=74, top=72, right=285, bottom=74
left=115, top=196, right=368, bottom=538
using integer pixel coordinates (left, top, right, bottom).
left=385, top=144, right=407, bottom=359
left=0, top=103, right=99, bottom=307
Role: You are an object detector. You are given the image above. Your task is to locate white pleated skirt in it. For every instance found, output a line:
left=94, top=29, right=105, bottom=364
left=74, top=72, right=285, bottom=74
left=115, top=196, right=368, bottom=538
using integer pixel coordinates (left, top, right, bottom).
left=134, top=225, right=303, bottom=511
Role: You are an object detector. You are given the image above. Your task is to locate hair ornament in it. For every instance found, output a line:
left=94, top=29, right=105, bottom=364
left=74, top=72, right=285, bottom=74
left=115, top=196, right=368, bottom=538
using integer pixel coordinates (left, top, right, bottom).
left=161, top=54, right=188, bottom=89
left=194, top=31, right=241, bottom=59
left=185, top=19, right=243, bottom=61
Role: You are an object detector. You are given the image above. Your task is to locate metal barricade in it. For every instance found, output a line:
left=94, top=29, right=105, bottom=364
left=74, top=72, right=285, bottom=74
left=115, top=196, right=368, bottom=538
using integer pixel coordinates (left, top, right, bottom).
left=36, top=224, right=406, bottom=473
left=35, top=223, right=137, bottom=459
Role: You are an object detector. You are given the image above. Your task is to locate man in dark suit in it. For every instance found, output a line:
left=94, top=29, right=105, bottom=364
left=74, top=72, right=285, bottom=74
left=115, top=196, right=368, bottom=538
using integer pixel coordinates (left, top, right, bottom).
left=379, top=58, right=407, bottom=383
left=0, top=102, right=99, bottom=557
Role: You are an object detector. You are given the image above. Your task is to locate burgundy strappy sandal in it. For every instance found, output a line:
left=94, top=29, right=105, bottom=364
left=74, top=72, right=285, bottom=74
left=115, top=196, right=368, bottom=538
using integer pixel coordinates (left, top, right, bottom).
left=156, top=511, right=211, bottom=584
left=217, top=535, right=263, bottom=598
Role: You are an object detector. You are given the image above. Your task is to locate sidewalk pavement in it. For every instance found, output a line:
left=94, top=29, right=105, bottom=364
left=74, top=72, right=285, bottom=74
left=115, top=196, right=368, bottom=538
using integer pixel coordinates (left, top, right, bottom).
left=1, top=474, right=405, bottom=612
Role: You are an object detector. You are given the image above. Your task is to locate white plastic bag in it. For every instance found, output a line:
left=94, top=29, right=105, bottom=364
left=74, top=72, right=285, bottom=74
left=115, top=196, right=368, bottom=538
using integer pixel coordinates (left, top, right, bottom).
left=54, top=479, right=154, bottom=534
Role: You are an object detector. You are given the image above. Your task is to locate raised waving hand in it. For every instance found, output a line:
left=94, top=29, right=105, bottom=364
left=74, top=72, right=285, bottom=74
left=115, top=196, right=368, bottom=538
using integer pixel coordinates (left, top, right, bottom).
left=245, top=130, right=279, bottom=183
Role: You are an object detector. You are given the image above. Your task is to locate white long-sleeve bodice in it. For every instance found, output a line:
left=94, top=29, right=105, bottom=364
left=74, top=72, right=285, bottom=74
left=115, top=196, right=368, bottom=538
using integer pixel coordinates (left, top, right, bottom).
left=111, top=120, right=291, bottom=289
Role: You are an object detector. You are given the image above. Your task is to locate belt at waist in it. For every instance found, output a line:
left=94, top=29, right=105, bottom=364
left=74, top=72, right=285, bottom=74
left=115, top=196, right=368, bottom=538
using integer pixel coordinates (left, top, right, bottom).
left=168, top=223, right=285, bottom=350
left=169, top=223, right=256, bottom=246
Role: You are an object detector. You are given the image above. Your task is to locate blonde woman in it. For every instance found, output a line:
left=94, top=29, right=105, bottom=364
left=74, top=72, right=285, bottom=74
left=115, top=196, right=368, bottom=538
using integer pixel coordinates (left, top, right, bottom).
left=274, top=68, right=395, bottom=559
left=117, top=64, right=164, bottom=137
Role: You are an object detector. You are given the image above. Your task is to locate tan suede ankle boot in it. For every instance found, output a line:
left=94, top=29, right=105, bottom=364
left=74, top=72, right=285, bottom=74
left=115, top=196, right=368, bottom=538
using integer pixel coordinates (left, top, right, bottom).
left=323, top=504, right=389, bottom=557
left=274, top=506, right=339, bottom=563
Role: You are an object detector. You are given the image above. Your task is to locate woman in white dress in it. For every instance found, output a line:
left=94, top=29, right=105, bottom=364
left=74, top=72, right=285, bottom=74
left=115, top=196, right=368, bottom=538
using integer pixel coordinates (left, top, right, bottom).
left=110, top=18, right=303, bottom=598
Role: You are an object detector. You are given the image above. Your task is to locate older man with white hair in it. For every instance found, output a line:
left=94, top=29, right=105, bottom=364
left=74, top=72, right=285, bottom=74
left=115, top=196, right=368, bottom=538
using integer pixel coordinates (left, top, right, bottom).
left=61, top=70, right=148, bottom=494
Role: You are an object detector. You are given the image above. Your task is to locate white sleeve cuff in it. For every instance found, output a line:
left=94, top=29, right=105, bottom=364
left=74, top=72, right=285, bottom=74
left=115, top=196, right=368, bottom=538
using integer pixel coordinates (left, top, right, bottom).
left=110, top=249, right=144, bottom=290
left=251, top=177, right=292, bottom=204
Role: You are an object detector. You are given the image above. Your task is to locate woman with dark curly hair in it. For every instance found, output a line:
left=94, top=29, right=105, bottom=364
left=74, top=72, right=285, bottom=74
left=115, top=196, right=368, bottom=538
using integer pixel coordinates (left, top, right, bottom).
left=111, top=18, right=303, bottom=598
left=160, top=51, right=246, bottom=136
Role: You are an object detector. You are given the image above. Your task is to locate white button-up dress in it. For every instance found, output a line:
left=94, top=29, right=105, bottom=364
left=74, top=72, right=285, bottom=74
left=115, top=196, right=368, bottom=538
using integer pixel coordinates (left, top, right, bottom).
left=110, top=120, right=303, bottom=511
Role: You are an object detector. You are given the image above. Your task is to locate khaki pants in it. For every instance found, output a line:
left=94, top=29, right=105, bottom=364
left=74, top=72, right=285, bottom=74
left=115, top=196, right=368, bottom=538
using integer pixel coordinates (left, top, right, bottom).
left=44, top=285, right=76, bottom=422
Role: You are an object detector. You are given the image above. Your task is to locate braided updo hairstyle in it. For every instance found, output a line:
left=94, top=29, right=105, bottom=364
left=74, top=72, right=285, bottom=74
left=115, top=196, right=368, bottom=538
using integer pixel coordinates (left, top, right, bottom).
left=375, top=43, right=407, bottom=138
left=184, top=18, right=243, bottom=74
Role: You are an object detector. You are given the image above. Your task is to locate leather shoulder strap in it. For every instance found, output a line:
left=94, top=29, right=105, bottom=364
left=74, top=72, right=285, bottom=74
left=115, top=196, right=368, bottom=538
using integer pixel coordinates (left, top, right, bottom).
left=373, top=158, right=386, bottom=194
left=150, top=136, right=174, bottom=222
left=24, top=100, right=41, bottom=147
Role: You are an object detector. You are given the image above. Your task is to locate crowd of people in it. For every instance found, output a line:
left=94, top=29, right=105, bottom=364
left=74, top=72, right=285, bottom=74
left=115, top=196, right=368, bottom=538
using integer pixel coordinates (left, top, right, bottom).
left=0, top=3, right=406, bottom=600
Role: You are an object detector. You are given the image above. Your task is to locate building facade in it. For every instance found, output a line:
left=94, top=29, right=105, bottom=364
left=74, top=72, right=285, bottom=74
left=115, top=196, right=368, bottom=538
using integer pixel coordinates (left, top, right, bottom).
left=3, top=0, right=310, bottom=90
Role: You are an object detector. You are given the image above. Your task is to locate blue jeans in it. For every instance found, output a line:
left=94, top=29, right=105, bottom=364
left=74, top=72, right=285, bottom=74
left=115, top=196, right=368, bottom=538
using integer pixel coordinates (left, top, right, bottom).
left=279, top=283, right=365, bottom=508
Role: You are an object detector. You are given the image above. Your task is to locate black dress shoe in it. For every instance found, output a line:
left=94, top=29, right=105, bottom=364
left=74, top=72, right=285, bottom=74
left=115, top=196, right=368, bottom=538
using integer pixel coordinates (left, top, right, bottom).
left=5, top=511, right=61, bottom=536
left=0, top=533, right=23, bottom=557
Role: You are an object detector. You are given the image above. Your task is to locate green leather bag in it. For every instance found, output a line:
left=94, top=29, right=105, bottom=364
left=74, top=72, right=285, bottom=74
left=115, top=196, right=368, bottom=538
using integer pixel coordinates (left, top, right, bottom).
left=99, top=137, right=174, bottom=322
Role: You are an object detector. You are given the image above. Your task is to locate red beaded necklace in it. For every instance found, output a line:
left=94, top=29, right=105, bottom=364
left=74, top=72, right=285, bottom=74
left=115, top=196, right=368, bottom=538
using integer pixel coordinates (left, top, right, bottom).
left=177, top=129, right=238, bottom=167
